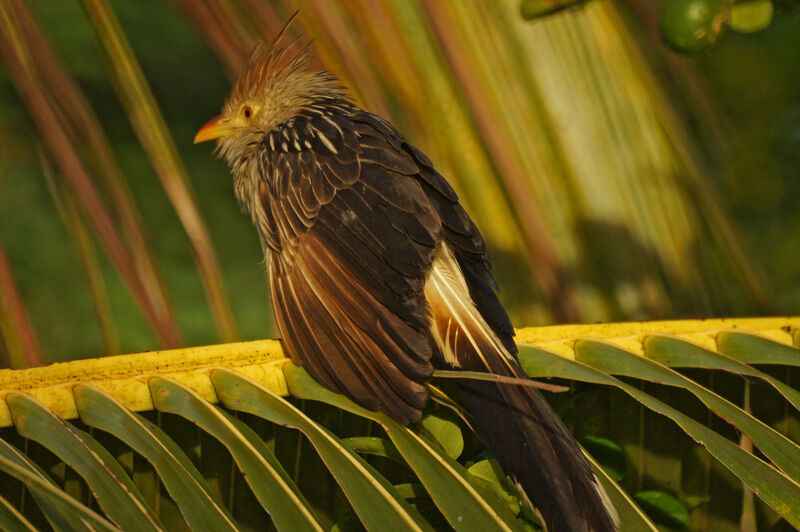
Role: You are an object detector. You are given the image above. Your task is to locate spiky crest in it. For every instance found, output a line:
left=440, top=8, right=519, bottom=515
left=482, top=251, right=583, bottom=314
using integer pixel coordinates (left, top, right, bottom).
left=222, top=14, right=347, bottom=132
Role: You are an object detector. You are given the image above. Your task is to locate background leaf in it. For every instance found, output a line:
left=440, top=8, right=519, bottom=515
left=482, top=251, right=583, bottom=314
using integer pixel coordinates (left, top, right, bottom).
left=634, top=490, right=690, bottom=528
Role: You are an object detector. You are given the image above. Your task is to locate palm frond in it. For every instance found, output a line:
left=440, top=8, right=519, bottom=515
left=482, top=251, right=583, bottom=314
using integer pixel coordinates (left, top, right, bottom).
left=81, top=0, right=238, bottom=342
left=0, top=242, right=43, bottom=368
left=0, top=318, right=798, bottom=530
left=0, top=0, right=181, bottom=348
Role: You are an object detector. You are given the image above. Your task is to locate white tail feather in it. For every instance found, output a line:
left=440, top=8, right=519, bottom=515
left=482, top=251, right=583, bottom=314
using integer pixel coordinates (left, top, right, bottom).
left=424, top=243, right=515, bottom=369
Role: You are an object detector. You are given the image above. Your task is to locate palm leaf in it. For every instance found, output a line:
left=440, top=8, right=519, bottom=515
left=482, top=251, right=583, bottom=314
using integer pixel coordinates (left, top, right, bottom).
left=80, top=0, right=238, bottom=343
left=10, top=0, right=179, bottom=352
left=0, top=0, right=181, bottom=348
left=0, top=318, right=797, bottom=530
left=0, top=243, right=43, bottom=368
left=73, top=385, right=238, bottom=531
left=39, top=149, right=119, bottom=356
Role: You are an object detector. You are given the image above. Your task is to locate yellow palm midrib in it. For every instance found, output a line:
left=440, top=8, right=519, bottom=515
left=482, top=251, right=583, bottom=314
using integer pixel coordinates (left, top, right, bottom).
left=0, top=316, right=797, bottom=428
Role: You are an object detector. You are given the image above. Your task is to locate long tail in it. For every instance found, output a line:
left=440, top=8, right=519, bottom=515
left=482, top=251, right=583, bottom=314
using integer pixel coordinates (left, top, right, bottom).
left=425, top=244, right=618, bottom=531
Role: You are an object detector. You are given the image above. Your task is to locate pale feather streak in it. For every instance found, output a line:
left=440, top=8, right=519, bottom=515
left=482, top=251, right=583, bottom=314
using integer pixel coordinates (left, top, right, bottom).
left=424, top=242, right=515, bottom=370
left=425, top=243, right=619, bottom=528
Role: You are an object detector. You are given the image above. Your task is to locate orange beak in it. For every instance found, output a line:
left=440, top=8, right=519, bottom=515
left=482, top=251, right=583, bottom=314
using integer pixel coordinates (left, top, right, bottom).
left=194, top=115, right=234, bottom=143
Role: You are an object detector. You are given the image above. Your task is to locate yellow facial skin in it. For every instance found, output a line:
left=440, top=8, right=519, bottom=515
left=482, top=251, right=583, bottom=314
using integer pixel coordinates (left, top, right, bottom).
left=194, top=104, right=260, bottom=143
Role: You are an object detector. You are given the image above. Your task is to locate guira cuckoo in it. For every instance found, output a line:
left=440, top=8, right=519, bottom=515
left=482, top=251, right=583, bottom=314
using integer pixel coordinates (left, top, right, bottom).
left=195, top=34, right=618, bottom=532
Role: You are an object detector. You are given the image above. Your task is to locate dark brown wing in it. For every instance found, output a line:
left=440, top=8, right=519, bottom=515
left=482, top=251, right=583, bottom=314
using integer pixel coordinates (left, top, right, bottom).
left=260, top=111, right=441, bottom=423
left=258, top=110, right=615, bottom=529
left=351, top=117, right=617, bottom=530
left=353, top=113, right=517, bottom=357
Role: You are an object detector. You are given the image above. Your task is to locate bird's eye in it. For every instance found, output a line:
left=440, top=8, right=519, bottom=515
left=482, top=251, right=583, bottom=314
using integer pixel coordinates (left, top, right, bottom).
left=243, top=106, right=252, bottom=118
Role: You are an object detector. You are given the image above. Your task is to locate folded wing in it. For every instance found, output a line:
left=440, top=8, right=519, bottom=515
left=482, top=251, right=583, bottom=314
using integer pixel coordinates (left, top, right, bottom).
left=261, top=111, right=441, bottom=423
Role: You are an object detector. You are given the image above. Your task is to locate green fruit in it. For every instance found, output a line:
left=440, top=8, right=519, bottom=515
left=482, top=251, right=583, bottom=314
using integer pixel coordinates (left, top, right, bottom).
left=729, top=0, right=774, bottom=33
left=661, top=0, right=729, bottom=53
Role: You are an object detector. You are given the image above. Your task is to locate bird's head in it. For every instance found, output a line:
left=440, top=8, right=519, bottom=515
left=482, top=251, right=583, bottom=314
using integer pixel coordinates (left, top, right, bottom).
left=194, top=31, right=346, bottom=169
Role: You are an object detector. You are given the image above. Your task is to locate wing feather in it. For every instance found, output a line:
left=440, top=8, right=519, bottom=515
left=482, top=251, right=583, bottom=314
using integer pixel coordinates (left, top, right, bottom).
left=257, top=109, right=615, bottom=530
left=354, top=112, right=517, bottom=354
left=262, top=111, right=438, bottom=422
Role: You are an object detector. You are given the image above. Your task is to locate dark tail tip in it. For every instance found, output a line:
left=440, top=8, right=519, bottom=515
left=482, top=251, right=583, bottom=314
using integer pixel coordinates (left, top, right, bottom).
left=459, top=379, right=618, bottom=531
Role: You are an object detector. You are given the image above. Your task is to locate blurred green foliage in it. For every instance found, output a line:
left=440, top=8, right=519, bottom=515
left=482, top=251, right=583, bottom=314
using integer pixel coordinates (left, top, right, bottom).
left=0, top=0, right=796, bottom=363
left=0, top=1, right=267, bottom=359
left=699, top=13, right=800, bottom=311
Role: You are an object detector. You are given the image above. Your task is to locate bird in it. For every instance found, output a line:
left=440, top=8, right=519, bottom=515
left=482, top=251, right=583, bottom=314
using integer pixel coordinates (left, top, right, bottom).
left=195, top=27, right=618, bottom=532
